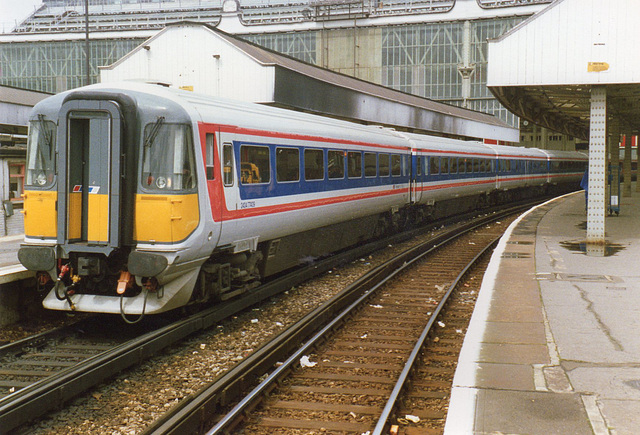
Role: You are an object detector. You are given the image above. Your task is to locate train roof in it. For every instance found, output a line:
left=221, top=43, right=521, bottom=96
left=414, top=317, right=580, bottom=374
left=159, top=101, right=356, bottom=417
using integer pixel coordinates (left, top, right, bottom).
left=405, top=133, right=495, bottom=157
left=51, top=82, right=412, bottom=149
left=29, top=82, right=589, bottom=162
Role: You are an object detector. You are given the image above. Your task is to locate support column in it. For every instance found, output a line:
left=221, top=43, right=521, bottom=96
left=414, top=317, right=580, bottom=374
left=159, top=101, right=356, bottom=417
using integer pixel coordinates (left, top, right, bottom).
left=457, top=21, right=476, bottom=109
left=587, top=86, right=607, bottom=246
left=624, top=134, right=632, bottom=196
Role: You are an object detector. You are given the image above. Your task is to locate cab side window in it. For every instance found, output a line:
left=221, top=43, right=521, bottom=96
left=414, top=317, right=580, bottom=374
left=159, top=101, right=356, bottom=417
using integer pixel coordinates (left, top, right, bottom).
left=223, top=143, right=234, bottom=186
left=205, top=133, right=215, bottom=180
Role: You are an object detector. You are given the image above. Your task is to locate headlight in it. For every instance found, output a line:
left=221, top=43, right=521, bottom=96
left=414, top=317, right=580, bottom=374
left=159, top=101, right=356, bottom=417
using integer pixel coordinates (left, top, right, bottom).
left=36, top=172, right=47, bottom=185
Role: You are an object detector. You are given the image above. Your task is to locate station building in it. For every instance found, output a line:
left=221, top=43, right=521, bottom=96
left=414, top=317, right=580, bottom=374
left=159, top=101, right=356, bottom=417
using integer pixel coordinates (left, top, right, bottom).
left=0, top=0, right=591, bottom=236
left=0, top=0, right=561, bottom=134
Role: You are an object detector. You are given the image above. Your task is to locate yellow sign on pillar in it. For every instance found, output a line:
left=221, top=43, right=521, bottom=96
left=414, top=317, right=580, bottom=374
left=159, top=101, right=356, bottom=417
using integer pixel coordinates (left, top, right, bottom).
left=588, top=62, right=610, bottom=72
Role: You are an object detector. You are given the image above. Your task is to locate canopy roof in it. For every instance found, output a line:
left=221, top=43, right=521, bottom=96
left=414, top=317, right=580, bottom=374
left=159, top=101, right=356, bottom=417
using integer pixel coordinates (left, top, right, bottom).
left=488, top=0, right=640, bottom=140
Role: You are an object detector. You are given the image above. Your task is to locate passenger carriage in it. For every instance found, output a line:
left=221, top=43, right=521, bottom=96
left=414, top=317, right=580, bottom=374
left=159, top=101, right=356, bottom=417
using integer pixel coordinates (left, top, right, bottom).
left=18, top=82, right=587, bottom=317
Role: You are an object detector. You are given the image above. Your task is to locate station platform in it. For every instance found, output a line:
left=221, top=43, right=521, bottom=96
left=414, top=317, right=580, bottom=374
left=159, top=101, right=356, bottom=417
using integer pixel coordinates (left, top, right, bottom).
left=445, top=190, right=640, bottom=434
left=0, top=234, right=31, bottom=284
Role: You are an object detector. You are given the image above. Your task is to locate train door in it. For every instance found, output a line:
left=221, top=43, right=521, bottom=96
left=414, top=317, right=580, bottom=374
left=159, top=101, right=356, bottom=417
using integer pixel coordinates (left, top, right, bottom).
left=57, top=100, right=122, bottom=254
left=218, top=132, right=238, bottom=241
left=411, top=151, right=423, bottom=204
left=495, top=156, right=503, bottom=190
left=540, top=150, right=552, bottom=184
left=202, top=128, right=223, bottom=247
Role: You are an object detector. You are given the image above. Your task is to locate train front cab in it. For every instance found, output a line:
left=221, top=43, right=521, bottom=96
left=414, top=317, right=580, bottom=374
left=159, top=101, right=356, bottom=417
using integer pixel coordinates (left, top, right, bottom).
left=19, top=90, right=204, bottom=316
left=19, top=93, right=137, bottom=310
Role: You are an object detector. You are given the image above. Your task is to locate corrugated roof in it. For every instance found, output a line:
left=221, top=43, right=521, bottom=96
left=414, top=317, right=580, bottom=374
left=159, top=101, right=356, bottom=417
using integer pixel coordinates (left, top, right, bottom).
left=211, top=25, right=512, bottom=130
left=0, top=85, right=51, bottom=106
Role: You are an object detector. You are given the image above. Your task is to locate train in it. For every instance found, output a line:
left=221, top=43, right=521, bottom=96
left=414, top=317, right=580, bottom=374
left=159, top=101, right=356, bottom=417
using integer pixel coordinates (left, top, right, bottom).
left=17, top=82, right=588, bottom=319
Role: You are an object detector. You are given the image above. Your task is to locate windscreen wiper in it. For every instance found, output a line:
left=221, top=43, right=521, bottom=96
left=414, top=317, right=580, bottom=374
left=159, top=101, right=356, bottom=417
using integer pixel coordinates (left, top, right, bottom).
left=144, top=116, right=165, bottom=148
left=37, top=114, right=53, bottom=148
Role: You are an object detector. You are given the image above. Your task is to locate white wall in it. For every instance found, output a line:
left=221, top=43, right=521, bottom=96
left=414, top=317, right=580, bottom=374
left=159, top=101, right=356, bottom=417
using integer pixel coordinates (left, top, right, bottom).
left=100, top=24, right=275, bottom=103
left=0, top=101, right=32, bottom=126
left=488, top=0, right=640, bottom=86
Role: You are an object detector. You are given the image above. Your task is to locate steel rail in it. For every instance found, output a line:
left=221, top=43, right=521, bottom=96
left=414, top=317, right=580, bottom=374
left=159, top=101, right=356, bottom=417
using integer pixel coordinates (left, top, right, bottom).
left=139, top=202, right=542, bottom=434
left=0, top=206, right=450, bottom=434
left=0, top=324, right=70, bottom=360
left=372, top=236, right=500, bottom=434
left=1, top=199, right=540, bottom=434
left=200, top=206, right=528, bottom=435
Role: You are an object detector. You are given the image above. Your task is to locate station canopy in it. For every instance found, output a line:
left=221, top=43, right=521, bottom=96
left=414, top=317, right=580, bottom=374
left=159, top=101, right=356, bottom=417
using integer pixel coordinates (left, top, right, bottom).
left=487, top=0, right=640, bottom=140
left=0, top=86, right=50, bottom=136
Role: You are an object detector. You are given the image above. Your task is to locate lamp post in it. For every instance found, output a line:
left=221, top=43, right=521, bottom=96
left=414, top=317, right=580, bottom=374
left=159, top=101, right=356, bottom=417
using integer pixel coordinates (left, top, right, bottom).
left=85, top=0, right=90, bottom=86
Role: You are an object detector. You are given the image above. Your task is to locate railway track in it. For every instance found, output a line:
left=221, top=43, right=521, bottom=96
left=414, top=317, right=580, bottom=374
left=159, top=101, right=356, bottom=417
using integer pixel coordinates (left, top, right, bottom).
left=1, top=201, right=534, bottom=434
left=0, top=203, right=486, bottom=434
left=221, top=218, right=501, bottom=434
left=142, top=206, right=522, bottom=435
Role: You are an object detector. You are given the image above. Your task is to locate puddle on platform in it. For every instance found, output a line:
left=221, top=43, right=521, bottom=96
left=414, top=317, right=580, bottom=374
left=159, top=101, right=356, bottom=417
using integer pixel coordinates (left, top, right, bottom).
left=559, top=241, right=625, bottom=257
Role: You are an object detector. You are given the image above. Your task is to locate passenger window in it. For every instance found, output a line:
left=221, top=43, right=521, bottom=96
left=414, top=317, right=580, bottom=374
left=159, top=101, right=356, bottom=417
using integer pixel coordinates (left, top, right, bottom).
left=276, top=147, right=299, bottom=182
left=379, top=154, right=390, bottom=177
left=240, top=145, right=270, bottom=184
left=223, top=143, right=234, bottom=186
left=348, top=151, right=362, bottom=178
left=441, top=157, right=449, bottom=174
left=473, top=159, right=480, bottom=173
left=205, top=133, right=215, bottom=180
left=364, top=153, right=377, bottom=177
left=430, top=157, right=439, bottom=175
left=416, top=155, right=422, bottom=176
left=391, top=155, right=401, bottom=176
left=451, top=158, right=458, bottom=174
left=304, top=149, right=324, bottom=181
left=328, top=150, right=345, bottom=179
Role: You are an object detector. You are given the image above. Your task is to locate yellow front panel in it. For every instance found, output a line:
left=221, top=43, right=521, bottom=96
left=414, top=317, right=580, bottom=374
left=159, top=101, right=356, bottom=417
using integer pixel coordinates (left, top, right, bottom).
left=88, top=194, right=109, bottom=242
left=23, top=190, right=57, bottom=238
left=135, top=193, right=199, bottom=243
left=67, top=192, right=82, bottom=240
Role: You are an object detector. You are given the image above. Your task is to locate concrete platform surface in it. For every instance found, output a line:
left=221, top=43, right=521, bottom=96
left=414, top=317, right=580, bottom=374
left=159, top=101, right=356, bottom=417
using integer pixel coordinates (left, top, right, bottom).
left=445, top=190, right=640, bottom=434
left=0, top=234, right=30, bottom=283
